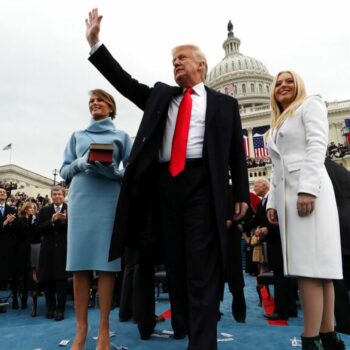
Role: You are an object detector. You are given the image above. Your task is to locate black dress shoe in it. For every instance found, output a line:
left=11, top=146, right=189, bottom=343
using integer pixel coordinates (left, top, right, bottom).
left=139, top=326, right=154, bottom=340
left=264, top=312, right=287, bottom=320
left=234, top=316, right=246, bottom=323
left=173, top=331, right=188, bottom=339
left=46, top=310, right=54, bottom=319
left=140, top=332, right=151, bottom=340
left=55, top=311, right=64, bottom=321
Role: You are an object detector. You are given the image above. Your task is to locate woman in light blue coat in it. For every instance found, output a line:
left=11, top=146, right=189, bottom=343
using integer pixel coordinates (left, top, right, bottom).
left=60, top=89, right=132, bottom=350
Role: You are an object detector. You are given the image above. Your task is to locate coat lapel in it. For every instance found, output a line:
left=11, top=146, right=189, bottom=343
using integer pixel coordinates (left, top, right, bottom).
left=267, top=132, right=280, bottom=156
left=205, top=87, right=221, bottom=125
left=128, top=85, right=182, bottom=164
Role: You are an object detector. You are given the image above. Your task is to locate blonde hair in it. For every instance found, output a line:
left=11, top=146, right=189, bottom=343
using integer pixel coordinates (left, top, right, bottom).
left=18, top=202, right=34, bottom=218
left=269, top=71, right=307, bottom=131
left=172, top=44, right=208, bottom=81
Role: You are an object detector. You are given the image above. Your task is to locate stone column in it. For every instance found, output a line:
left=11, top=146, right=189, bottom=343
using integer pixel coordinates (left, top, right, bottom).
left=247, top=127, right=254, bottom=158
left=328, top=123, right=337, bottom=143
left=336, top=122, right=346, bottom=144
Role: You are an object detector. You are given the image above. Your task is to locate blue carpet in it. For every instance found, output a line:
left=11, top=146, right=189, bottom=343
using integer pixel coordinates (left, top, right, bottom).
left=1, top=275, right=349, bottom=349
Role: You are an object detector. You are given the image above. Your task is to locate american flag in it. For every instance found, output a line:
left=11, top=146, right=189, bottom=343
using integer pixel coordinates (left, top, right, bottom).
left=242, top=130, right=250, bottom=156
left=2, top=143, right=12, bottom=151
left=345, top=119, right=350, bottom=144
left=226, top=83, right=236, bottom=95
left=253, top=133, right=269, bottom=157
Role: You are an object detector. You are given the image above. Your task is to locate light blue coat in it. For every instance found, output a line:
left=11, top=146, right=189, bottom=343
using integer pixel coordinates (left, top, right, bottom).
left=60, top=117, right=132, bottom=271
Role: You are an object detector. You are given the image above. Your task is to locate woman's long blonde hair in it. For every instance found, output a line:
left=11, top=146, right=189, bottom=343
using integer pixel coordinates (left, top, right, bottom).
left=269, top=70, right=307, bottom=131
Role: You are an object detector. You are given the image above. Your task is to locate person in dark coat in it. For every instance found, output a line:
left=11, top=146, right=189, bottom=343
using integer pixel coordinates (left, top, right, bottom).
left=37, top=186, right=68, bottom=321
left=242, top=178, right=297, bottom=320
left=0, top=186, right=18, bottom=296
left=325, top=158, right=350, bottom=335
left=11, top=202, right=37, bottom=310
left=86, top=9, right=249, bottom=350
left=119, top=199, right=165, bottom=339
left=239, top=203, right=258, bottom=276
left=225, top=187, right=246, bottom=323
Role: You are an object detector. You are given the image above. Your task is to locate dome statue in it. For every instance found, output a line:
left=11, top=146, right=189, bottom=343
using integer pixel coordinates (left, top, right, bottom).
left=206, top=21, right=273, bottom=109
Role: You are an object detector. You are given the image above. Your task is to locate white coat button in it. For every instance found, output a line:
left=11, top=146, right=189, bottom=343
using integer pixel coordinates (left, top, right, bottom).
left=142, top=137, right=146, bottom=142
left=279, top=132, right=284, bottom=137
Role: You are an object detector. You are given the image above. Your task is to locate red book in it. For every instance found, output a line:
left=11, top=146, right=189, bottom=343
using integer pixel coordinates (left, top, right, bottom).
left=88, top=143, right=114, bottom=165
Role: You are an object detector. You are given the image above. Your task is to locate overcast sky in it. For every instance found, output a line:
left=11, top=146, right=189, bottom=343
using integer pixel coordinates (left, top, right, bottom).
left=1, top=0, right=349, bottom=181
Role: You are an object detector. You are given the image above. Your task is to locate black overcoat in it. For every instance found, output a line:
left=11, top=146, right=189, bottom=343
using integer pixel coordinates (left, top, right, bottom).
left=36, top=204, right=68, bottom=281
left=13, top=216, right=36, bottom=275
left=0, top=205, right=18, bottom=280
left=89, top=45, right=250, bottom=265
left=325, top=158, right=350, bottom=256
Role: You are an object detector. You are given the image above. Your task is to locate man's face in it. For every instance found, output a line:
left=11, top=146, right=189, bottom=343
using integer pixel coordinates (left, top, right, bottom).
left=172, top=47, right=204, bottom=87
left=0, top=188, right=7, bottom=202
left=51, top=190, right=65, bottom=205
left=254, top=181, right=267, bottom=197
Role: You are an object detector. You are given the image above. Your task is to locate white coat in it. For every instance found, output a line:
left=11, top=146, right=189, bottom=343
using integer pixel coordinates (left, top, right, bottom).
left=266, top=96, right=343, bottom=279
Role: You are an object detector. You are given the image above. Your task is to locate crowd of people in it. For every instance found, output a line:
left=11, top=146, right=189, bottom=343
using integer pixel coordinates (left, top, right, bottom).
left=0, top=186, right=68, bottom=318
left=247, top=141, right=349, bottom=169
left=246, top=157, right=272, bottom=168
left=327, top=142, right=349, bottom=159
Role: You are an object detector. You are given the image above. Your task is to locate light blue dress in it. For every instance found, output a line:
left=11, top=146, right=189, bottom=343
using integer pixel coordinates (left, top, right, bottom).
left=60, top=117, right=132, bottom=272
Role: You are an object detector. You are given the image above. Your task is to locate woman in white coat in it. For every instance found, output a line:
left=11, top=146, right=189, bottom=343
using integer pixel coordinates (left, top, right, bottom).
left=266, top=71, right=344, bottom=350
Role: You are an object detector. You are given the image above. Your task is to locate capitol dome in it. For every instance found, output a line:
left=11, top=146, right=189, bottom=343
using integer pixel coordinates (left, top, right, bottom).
left=206, top=21, right=273, bottom=109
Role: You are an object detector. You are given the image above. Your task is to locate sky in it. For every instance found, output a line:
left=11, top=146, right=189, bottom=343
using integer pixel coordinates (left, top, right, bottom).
left=1, top=0, right=349, bottom=181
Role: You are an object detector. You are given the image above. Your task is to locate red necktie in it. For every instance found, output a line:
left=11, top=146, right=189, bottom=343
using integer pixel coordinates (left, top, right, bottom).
left=169, top=88, right=193, bottom=177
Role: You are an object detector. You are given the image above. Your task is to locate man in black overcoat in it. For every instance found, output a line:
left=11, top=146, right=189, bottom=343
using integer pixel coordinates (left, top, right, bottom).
left=325, top=158, right=350, bottom=334
left=0, top=187, right=17, bottom=291
left=37, top=186, right=68, bottom=321
left=86, top=9, right=249, bottom=350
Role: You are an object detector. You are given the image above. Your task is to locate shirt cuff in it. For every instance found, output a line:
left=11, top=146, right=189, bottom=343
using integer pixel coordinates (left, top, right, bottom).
left=89, top=42, right=103, bottom=55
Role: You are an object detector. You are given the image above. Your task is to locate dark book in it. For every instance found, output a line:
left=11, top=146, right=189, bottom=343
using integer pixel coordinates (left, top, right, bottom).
left=88, top=143, right=114, bottom=165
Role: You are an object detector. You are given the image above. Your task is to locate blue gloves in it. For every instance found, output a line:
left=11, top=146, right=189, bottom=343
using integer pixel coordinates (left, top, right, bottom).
left=86, top=161, right=124, bottom=181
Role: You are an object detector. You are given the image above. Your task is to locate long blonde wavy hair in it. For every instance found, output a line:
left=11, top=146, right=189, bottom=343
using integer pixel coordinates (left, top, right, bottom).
left=269, top=70, right=307, bottom=131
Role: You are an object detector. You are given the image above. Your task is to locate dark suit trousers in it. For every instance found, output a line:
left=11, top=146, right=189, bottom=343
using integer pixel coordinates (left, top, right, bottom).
left=44, top=279, right=67, bottom=312
left=267, top=240, right=297, bottom=317
left=158, top=162, right=222, bottom=350
left=334, top=256, right=350, bottom=334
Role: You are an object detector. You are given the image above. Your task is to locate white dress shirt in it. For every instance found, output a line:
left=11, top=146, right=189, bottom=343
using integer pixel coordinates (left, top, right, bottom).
left=159, top=82, right=207, bottom=162
left=54, top=204, right=63, bottom=213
